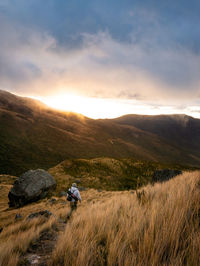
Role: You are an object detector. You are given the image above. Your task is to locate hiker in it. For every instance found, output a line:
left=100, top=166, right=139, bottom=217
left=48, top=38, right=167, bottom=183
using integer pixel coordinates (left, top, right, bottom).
left=67, top=183, right=81, bottom=211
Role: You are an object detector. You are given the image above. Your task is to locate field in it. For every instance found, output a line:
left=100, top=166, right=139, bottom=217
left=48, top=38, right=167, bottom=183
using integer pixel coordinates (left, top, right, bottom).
left=0, top=171, right=199, bottom=265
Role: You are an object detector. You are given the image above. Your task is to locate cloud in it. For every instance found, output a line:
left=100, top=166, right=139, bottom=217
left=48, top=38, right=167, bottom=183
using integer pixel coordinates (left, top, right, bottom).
left=1, top=25, right=200, bottom=103
left=0, top=1, right=200, bottom=109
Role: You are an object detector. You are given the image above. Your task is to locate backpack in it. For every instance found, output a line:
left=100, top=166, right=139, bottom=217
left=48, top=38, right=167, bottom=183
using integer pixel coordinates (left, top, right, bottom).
left=67, top=189, right=78, bottom=202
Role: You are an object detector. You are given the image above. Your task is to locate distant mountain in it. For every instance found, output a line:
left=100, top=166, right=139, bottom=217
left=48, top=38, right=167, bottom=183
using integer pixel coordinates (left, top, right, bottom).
left=113, top=114, right=200, bottom=159
left=0, top=90, right=200, bottom=175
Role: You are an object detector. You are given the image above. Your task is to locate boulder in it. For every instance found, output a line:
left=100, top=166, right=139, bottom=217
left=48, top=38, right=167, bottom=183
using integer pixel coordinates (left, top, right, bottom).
left=15, top=213, right=23, bottom=220
left=26, top=255, right=41, bottom=265
left=74, top=179, right=81, bottom=184
left=79, top=186, right=86, bottom=191
left=8, top=169, right=56, bottom=207
left=48, top=198, right=57, bottom=204
left=27, top=210, right=53, bottom=220
left=60, top=191, right=67, bottom=197
left=152, top=169, right=182, bottom=183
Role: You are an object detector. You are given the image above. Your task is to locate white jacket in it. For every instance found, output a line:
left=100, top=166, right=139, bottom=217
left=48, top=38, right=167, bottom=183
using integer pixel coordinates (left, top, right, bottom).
left=69, top=187, right=81, bottom=202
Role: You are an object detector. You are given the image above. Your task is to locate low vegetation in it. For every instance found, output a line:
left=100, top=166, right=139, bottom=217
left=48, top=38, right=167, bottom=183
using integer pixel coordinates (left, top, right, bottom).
left=51, top=171, right=200, bottom=266
left=0, top=195, right=71, bottom=266
left=49, top=157, right=196, bottom=192
left=0, top=171, right=199, bottom=265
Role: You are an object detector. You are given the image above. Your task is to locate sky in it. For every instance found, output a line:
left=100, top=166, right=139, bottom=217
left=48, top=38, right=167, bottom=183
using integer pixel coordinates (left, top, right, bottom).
left=0, top=0, right=200, bottom=118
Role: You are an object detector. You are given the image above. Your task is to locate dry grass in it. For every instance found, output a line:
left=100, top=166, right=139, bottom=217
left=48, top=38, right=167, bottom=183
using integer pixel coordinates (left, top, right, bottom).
left=51, top=171, right=200, bottom=266
left=0, top=171, right=199, bottom=266
left=0, top=196, right=71, bottom=266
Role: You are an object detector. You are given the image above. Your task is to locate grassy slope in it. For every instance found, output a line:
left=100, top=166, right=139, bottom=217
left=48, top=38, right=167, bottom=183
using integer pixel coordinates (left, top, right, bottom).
left=51, top=171, right=200, bottom=266
left=49, top=157, right=197, bottom=193
left=0, top=193, right=72, bottom=265
left=113, top=114, right=200, bottom=158
left=0, top=171, right=199, bottom=265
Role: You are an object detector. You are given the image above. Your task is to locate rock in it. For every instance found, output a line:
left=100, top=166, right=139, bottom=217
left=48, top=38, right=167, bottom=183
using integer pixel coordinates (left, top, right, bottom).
left=26, top=254, right=41, bottom=264
left=48, top=198, right=57, bottom=204
left=27, top=210, right=53, bottom=220
left=97, top=189, right=102, bottom=192
left=60, top=191, right=67, bottom=197
left=79, top=186, right=86, bottom=191
left=61, top=200, right=67, bottom=205
left=15, top=213, right=23, bottom=220
left=8, top=169, right=56, bottom=207
left=152, top=169, right=182, bottom=183
left=74, top=179, right=81, bottom=184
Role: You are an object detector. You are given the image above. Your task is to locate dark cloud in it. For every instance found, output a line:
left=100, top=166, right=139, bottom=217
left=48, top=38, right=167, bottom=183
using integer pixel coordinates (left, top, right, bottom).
left=2, top=0, right=200, bottom=49
left=0, top=0, right=200, bottom=106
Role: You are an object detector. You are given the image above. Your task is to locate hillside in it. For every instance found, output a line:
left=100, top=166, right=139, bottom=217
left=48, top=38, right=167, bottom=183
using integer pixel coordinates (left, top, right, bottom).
left=0, top=171, right=199, bottom=265
left=51, top=171, right=200, bottom=266
left=1, top=90, right=200, bottom=175
left=113, top=114, right=200, bottom=154
left=48, top=157, right=194, bottom=192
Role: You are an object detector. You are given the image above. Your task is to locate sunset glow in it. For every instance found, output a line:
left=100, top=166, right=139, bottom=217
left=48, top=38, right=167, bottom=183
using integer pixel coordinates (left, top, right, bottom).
left=1, top=1, right=200, bottom=118
left=40, top=94, right=139, bottom=118
left=29, top=93, right=200, bottom=119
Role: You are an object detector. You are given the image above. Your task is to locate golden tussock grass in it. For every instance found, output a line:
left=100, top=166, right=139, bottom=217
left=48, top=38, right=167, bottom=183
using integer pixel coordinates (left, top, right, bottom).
left=0, top=171, right=199, bottom=266
left=51, top=171, right=200, bottom=266
left=0, top=197, right=71, bottom=266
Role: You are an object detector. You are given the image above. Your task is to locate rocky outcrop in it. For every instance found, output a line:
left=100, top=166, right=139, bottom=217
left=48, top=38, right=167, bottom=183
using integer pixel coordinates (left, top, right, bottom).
left=15, top=213, right=23, bottom=220
left=8, top=169, right=56, bottom=207
left=152, top=169, right=182, bottom=183
left=48, top=198, right=57, bottom=204
left=60, top=191, right=67, bottom=197
left=27, top=210, right=53, bottom=220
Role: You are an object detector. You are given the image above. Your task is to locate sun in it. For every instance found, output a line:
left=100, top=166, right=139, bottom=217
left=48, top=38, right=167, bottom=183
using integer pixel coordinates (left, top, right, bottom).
left=37, top=93, right=137, bottom=119
left=30, top=92, right=189, bottom=119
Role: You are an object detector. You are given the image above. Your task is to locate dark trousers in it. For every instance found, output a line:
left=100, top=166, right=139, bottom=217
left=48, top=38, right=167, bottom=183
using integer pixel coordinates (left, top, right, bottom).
left=70, top=201, right=77, bottom=211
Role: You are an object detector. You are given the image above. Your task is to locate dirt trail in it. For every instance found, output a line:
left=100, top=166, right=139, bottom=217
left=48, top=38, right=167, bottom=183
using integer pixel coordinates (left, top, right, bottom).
left=19, top=214, right=71, bottom=266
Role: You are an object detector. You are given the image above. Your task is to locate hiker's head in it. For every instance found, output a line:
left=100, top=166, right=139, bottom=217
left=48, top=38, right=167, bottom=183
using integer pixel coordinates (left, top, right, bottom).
left=72, top=183, right=77, bottom=188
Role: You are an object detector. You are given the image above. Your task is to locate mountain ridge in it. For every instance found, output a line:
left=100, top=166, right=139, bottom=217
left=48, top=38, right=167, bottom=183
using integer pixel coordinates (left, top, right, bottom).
left=0, top=90, right=200, bottom=175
